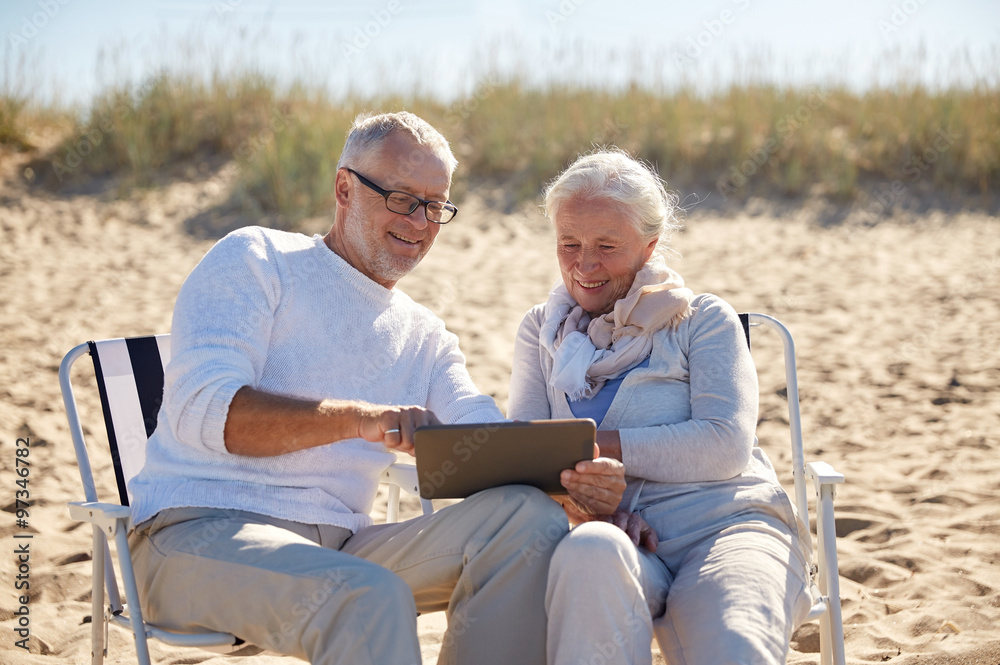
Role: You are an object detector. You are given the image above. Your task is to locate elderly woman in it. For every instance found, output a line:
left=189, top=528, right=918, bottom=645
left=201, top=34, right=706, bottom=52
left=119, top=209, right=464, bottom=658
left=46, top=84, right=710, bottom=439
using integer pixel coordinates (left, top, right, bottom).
left=509, top=149, right=813, bottom=665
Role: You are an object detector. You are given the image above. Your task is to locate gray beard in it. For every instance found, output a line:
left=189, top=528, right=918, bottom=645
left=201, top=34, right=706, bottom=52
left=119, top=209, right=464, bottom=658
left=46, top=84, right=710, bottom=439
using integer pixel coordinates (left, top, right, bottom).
left=345, top=206, right=423, bottom=284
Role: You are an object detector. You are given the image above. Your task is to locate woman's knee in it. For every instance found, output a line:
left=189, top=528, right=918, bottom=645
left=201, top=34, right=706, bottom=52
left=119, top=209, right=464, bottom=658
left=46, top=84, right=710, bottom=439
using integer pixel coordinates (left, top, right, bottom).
left=551, top=521, right=640, bottom=576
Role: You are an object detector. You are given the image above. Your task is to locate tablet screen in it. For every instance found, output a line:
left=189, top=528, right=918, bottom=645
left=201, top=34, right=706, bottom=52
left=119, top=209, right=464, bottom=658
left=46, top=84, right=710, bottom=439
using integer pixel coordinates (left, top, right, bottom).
left=413, top=419, right=596, bottom=499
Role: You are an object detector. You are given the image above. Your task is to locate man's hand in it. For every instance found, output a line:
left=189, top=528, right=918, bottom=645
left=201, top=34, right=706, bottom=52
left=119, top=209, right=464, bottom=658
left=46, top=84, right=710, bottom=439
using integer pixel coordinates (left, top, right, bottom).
left=356, top=405, right=441, bottom=456
left=609, top=509, right=659, bottom=552
left=559, top=443, right=626, bottom=518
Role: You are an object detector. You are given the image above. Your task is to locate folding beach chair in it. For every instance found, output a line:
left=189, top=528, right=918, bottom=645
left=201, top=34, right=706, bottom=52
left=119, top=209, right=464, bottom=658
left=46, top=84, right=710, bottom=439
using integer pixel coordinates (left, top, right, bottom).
left=736, top=313, right=847, bottom=665
left=59, top=334, right=433, bottom=665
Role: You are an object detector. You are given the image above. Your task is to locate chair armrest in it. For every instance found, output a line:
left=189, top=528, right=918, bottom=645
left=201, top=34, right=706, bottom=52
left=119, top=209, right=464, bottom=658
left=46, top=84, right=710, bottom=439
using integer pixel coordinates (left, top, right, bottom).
left=68, top=501, right=132, bottom=536
left=381, top=463, right=421, bottom=498
left=806, top=461, right=845, bottom=491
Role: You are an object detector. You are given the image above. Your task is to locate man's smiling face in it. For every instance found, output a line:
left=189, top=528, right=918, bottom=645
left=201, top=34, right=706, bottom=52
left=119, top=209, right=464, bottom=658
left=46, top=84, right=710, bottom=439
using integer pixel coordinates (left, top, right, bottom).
left=335, top=131, right=451, bottom=288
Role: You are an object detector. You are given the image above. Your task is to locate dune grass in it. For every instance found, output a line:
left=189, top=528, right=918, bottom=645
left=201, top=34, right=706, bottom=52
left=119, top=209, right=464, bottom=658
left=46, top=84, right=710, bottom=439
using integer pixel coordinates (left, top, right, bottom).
left=1, top=45, right=39, bottom=152
left=0, top=96, right=32, bottom=151
left=13, top=46, right=1000, bottom=222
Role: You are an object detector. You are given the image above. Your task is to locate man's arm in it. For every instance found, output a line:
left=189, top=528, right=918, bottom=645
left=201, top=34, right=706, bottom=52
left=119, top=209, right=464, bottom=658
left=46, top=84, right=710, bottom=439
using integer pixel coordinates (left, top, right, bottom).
left=223, top=386, right=440, bottom=457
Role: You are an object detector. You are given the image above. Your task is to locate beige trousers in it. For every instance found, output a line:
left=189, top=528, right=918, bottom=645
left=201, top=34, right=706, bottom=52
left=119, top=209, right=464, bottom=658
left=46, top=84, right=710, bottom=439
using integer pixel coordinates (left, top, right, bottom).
left=129, top=485, right=568, bottom=665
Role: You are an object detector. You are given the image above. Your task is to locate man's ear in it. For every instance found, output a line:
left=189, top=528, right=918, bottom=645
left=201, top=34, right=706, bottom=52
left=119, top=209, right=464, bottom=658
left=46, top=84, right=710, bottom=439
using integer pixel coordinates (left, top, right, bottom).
left=334, top=168, right=352, bottom=208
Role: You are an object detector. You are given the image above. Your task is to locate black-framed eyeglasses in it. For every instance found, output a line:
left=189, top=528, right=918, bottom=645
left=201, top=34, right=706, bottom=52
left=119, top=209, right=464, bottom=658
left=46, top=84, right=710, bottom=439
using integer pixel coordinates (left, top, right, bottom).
left=345, top=168, right=458, bottom=224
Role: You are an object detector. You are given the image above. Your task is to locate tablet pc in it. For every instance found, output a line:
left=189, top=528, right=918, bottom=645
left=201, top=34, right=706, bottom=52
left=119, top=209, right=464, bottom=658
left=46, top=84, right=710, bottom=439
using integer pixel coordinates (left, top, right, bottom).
left=413, top=419, right=596, bottom=500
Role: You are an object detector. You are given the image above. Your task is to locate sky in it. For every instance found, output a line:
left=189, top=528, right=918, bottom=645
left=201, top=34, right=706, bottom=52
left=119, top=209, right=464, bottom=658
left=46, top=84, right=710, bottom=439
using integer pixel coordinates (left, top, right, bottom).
left=2, top=0, right=999, bottom=106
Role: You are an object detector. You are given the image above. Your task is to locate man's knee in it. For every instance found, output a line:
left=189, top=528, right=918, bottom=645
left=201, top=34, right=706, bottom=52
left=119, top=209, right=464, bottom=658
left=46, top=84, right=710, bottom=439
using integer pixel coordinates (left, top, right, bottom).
left=472, top=484, right=567, bottom=527
left=368, top=567, right=416, bottom=625
left=469, top=485, right=568, bottom=563
left=264, top=564, right=416, bottom=657
left=474, top=483, right=550, bottom=505
left=308, top=563, right=416, bottom=630
left=350, top=563, right=414, bottom=606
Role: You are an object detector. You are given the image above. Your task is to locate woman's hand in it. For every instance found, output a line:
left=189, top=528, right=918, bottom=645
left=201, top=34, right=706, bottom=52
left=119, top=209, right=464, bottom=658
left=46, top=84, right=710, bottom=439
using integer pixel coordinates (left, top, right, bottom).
left=609, top=509, right=659, bottom=552
left=559, top=443, right=626, bottom=518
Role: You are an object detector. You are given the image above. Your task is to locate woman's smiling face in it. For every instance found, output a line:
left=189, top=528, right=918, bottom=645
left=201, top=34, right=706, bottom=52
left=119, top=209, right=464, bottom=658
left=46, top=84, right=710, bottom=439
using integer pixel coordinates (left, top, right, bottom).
left=553, top=198, right=658, bottom=316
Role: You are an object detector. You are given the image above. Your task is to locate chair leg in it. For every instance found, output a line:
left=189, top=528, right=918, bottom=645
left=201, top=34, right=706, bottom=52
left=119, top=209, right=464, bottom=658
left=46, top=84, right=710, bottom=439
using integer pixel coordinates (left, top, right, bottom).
left=386, top=484, right=401, bottom=523
left=104, top=545, right=122, bottom=614
left=113, top=527, right=153, bottom=665
left=91, top=527, right=106, bottom=665
left=816, top=484, right=846, bottom=665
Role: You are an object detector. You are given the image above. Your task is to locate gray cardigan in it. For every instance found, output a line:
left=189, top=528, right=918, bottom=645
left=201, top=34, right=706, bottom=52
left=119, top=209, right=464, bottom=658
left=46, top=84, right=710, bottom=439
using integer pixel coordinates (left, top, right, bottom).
left=508, top=293, right=783, bottom=507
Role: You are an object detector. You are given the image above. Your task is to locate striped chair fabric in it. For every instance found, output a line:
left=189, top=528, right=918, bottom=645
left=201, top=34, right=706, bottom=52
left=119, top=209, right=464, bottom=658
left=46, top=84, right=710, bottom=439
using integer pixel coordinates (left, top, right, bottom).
left=89, top=335, right=171, bottom=506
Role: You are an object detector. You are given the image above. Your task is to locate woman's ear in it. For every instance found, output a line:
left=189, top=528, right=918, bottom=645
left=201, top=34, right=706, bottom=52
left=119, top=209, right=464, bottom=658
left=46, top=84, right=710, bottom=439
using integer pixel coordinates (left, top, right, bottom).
left=643, top=237, right=658, bottom=263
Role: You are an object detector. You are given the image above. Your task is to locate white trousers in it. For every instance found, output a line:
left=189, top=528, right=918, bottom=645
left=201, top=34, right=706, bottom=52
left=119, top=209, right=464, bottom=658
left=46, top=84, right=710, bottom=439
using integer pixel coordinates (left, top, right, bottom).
left=129, top=485, right=569, bottom=665
left=546, top=484, right=812, bottom=665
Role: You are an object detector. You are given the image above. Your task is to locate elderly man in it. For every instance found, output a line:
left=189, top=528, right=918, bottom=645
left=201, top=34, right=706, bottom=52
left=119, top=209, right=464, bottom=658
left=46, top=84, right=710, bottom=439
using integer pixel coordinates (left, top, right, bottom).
left=126, top=111, right=624, bottom=665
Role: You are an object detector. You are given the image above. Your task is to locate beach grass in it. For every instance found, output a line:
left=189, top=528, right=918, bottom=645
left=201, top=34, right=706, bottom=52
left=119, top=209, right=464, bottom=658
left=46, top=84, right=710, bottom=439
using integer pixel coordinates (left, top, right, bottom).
left=1, top=44, right=39, bottom=152
left=10, top=43, right=999, bottom=222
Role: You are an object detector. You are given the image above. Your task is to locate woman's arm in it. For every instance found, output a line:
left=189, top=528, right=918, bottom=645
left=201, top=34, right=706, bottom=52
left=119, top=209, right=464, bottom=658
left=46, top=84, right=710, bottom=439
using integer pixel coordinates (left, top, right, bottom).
left=617, top=296, right=758, bottom=483
left=507, top=307, right=554, bottom=421
left=596, top=430, right=622, bottom=461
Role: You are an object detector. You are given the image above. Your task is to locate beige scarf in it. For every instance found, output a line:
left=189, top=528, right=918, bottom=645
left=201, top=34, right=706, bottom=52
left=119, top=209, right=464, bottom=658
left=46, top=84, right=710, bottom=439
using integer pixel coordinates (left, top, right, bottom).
left=540, top=256, right=693, bottom=400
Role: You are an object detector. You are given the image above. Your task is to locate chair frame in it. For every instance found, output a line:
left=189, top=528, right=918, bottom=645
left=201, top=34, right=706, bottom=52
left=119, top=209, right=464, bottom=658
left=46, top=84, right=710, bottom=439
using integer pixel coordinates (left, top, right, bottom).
left=741, top=313, right=846, bottom=665
left=60, top=314, right=846, bottom=665
left=59, top=336, right=430, bottom=665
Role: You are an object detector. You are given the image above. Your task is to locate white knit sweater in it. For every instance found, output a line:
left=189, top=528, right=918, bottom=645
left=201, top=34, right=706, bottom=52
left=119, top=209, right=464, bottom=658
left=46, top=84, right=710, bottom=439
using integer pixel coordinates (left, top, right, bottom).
left=128, top=226, right=503, bottom=531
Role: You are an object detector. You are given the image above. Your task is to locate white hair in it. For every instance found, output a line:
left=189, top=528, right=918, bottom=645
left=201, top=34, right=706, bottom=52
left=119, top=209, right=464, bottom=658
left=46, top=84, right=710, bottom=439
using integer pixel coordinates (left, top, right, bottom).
left=337, top=111, right=458, bottom=177
left=543, top=147, right=682, bottom=258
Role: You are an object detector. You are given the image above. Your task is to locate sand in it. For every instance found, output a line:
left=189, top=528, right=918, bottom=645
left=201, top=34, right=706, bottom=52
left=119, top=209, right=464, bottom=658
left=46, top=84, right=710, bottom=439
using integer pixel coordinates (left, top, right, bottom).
left=1, top=152, right=998, bottom=664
